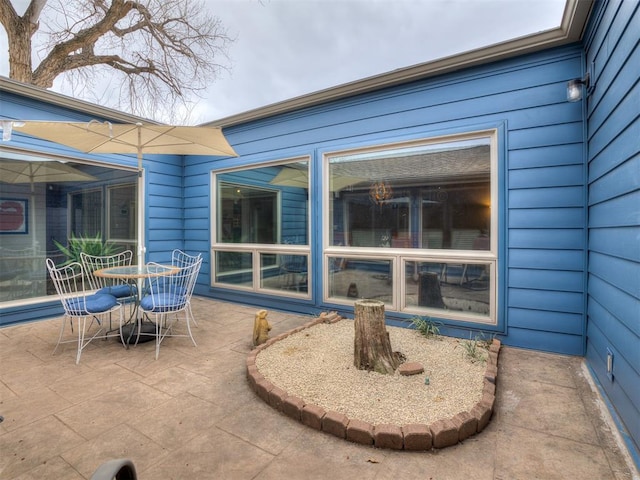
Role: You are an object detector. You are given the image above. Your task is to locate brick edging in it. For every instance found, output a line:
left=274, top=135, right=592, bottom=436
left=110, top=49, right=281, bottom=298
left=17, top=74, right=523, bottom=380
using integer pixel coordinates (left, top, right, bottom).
left=246, top=312, right=500, bottom=451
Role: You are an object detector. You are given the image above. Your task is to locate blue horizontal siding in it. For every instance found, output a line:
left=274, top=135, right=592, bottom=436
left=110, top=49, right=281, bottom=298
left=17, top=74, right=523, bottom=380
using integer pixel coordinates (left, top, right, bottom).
left=504, top=326, right=584, bottom=355
left=509, top=186, right=584, bottom=208
left=509, top=228, right=585, bottom=249
left=586, top=321, right=640, bottom=446
left=509, top=207, right=584, bottom=228
left=589, top=226, right=640, bottom=261
left=589, top=76, right=640, bottom=161
left=587, top=1, right=640, bottom=131
left=146, top=229, right=182, bottom=241
left=507, top=308, right=584, bottom=335
left=589, top=155, right=640, bottom=204
left=183, top=204, right=209, bottom=218
left=584, top=0, right=640, bottom=452
left=509, top=287, right=584, bottom=314
left=588, top=275, right=640, bottom=337
left=508, top=122, right=584, bottom=150
left=508, top=143, right=583, bottom=169
left=589, top=252, right=640, bottom=298
left=183, top=184, right=211, bottom=198
left=589, top=118, right=640, bottom=182
left=509, top=268, right=584, bottom=292
left=509, top=165, right=584, bottom=189
left=588, top=298, right=640, bottom=371
left=589, top=190, right=640, bottom=227
left=508, top=248, right=584, bottom=270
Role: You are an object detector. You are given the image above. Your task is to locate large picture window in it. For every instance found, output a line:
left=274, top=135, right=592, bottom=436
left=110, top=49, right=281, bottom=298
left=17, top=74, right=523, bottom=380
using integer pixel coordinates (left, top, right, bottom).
left=0, top=149, right=137, bottom=304
left=325, top=131, right=497, bottom=324
left=212, top=158, right=311, bottom=296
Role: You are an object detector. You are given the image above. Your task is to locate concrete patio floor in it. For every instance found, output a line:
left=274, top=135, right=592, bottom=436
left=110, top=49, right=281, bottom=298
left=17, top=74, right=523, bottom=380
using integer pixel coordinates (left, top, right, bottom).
left=0, top=297, right=637, bottom=479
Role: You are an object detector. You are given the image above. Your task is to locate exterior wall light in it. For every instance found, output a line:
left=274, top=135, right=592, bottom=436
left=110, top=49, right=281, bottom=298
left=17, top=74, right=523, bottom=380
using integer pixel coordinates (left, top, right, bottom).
left=567, top=72, right=590, bottom=102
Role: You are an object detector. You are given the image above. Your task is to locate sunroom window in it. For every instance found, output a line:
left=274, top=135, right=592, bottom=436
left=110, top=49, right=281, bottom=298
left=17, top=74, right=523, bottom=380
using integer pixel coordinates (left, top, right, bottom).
left=325, top=131, right=497, bottom=324
left=212, top=158, right=311, bottom=296
left=0, top=148, right=137, bottom=304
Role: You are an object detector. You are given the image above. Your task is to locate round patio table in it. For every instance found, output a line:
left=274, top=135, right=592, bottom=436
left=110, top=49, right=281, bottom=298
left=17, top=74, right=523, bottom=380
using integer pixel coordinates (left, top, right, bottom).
left=94, top=264, right=180, bottom=344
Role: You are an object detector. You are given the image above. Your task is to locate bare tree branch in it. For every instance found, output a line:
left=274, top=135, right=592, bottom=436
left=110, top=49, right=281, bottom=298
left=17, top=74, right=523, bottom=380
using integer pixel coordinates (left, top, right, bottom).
left=2, top=0, right=233, bottom=122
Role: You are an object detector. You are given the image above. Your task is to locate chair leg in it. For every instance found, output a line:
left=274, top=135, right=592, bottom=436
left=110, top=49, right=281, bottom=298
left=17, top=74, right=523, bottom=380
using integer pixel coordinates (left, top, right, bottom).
left=186, top=311, right=197, bottom=347
left=155, top=314, right=162, bottom=360
left=76, top=316, right=87, bottom=364
left=118, top=308, right=127, bottom=349
left=187, top=305, right=198, bottom=327
left=53, top=316, right=69, bottom=356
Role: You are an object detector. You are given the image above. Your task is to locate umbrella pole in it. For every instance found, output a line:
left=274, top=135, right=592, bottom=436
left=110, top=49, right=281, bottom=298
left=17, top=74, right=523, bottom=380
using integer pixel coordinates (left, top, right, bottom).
left=29, top=164, right=38, bottom=253
left=136, top=140, right=145, bottom=303
left=137, top=142, right=145, bottom=268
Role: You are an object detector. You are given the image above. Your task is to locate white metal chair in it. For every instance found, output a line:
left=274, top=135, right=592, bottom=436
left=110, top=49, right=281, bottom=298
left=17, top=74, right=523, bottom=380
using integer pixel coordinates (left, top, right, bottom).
left=170, top=249, right=202, bottom=326
left=171, top=249, right=202, bottom=268
left=81, top=250, right=137, bottom=321
left=46, top=258, right=124, bottom=364
left=138, top=257, right=202, bottom=359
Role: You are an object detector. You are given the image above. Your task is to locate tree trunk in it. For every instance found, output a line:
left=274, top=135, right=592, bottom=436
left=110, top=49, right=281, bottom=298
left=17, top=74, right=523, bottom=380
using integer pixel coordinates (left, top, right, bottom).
left=353, top=299, right=400, bottom=374
left=418, top=272, right=445, bottom=308
left=6, top=15, right=34, bottom=83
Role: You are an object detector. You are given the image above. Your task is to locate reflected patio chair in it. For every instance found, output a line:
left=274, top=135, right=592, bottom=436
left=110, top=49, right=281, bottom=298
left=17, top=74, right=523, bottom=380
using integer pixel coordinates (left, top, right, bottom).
left=46, top=258, right=124, bottom=364
left=279, top=254, right=308, bottom=292
left=171, top=249, right=202, bottom=326
left=0, top=247, right=42, bottom=301
left=81, top=250, right=137, bottom=321
left=139, top=257, right=202, bottom=359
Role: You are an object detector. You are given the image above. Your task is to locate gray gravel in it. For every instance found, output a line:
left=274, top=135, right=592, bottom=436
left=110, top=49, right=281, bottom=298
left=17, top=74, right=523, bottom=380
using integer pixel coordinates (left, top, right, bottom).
left=256, top=320, right=486, bottom=426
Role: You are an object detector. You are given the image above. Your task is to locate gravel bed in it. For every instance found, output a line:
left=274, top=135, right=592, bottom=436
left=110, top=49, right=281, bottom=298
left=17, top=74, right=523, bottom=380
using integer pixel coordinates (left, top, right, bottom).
left=255, top=320, right=486, bottom=426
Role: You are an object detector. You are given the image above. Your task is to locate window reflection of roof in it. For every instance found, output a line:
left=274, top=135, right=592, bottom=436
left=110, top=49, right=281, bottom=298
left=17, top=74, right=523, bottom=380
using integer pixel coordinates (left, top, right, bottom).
left=332, top=145, right=490, bottom=182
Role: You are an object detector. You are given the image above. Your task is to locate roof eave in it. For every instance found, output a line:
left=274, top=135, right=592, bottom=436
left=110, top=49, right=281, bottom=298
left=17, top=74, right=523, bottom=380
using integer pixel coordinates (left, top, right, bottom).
left=0, top=76, right=160, bottom=125
left=207, top=0, right=593, bottom=128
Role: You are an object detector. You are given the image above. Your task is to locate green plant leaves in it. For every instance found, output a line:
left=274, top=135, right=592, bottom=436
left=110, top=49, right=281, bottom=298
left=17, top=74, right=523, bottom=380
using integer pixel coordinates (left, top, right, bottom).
left=53, top=233, right=117, bottom=266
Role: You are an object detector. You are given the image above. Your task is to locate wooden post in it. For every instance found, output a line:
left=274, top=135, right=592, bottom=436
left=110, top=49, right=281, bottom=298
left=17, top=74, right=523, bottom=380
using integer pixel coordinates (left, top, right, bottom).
left=353, top=299, right=400, bottom=374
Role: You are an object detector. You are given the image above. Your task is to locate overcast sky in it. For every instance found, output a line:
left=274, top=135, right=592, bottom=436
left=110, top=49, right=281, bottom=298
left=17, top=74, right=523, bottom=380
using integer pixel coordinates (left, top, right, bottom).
left=1, top=0, right=567, bottom=124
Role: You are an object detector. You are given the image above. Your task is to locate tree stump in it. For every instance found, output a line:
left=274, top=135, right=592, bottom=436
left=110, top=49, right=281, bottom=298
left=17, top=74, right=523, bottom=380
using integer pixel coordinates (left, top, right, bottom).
left=418, top=272, right=445, bottom=308
left=353, top=299, right=400, bottom=374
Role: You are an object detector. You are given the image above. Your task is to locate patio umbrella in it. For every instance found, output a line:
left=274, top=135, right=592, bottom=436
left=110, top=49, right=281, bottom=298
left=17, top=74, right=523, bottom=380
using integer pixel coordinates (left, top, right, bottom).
left=0, top=159, right=98, bottom=249
left=11, top=121, right=238, bottom=266
left=270, top=165, right=366, bottom=191
left=0, top=159, right=98, bottom=185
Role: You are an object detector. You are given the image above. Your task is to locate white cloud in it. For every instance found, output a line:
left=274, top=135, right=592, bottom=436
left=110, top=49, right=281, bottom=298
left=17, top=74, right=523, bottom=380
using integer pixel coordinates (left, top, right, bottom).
left=1, top=0, right=566, bottom=123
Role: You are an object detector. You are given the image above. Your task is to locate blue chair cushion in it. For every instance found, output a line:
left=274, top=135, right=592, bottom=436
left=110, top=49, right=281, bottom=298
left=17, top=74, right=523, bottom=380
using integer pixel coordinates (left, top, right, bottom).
left=65, top=293, right=117, bottom=315
left=140, top=293, right=186, bottom=313
left=97, top=283, right=136, bottom=298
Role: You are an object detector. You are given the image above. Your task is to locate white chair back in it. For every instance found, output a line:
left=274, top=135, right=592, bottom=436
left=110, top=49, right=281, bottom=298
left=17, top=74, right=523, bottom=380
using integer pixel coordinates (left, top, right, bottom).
left=45, top=258, right=124, bottom=363
left=139, top=258, right=202, bottom=359
left=171, top=249, right=202, bottom=269
left=81, top=250, right=134, bottom=294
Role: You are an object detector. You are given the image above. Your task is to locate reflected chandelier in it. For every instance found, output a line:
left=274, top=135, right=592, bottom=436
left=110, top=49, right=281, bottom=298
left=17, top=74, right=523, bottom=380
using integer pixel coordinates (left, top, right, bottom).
left=369, top=180, right=393, bottom=205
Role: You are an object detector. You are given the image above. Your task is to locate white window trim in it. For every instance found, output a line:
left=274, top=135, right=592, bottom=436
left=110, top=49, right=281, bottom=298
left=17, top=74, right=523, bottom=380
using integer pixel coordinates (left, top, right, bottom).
left=322, top=129, right=498, bottom=325
left=210, top=156, right=312, bottom=298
